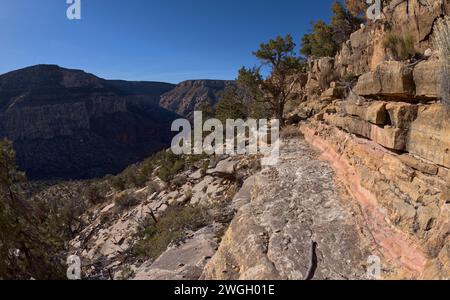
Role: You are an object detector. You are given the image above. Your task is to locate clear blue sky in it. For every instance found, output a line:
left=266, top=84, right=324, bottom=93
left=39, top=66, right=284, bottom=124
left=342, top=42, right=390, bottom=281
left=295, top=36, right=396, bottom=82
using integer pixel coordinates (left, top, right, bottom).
left=0, top=0, right=335, bottom=83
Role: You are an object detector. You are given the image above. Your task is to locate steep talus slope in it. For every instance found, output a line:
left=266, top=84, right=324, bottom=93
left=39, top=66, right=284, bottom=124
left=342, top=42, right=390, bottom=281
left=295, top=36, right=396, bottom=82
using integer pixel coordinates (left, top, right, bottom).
left=159, top=80, right=235, bottom=119
left=67, top=154, right=260, bottom=280
left=0, top=65, right=179, bottom=180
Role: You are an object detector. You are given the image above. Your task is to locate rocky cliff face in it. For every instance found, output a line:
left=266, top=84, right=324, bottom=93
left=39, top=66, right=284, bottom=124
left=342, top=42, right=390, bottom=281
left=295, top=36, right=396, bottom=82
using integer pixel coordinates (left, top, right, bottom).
left=65, top=1, right=449, bottom=280
left=0, top=65, right=178, bottom=180
left=159, top=80, right=235, bottom=119
left=288, top=1, right=449, bottom=279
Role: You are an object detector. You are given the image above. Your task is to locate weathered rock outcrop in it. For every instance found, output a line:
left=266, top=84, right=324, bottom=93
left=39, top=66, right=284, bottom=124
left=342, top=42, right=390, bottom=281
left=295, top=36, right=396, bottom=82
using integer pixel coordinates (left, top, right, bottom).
left=300, top=121, right=449, bottom=279
left=293, top=4, right=449, bottom=279
left=68, top=154, right=259, bottom=280
left=353, top=61, right=416, bottom=100
left=413, top=57, right=444, bottom=99
left=325, top=101, right=450, bottom=168
left=407, top=104, right=450, bottom=168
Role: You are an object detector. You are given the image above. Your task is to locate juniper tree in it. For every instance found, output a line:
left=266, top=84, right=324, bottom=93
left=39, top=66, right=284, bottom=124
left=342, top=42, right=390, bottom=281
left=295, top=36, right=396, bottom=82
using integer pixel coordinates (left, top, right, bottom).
left=0, top=139, right=64, bottom=279
left=240, top=34, right=305, bottom=126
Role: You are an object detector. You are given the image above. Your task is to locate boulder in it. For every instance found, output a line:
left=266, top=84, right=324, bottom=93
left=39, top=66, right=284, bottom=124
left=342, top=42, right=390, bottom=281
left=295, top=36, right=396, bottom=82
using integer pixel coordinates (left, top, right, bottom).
left=344, top=101, right=388, bottom=125
left=385, top=102, right=419, bottom=129
left=320, top=86, right=345, bottom=101
left=407, top=104, right=450, bottom=169
left=324, top=114, right=371, bottom=138
left=413, top=58, right=443, bottom=99
left=207, top=157, right=238, bottom=175
left=371, top=126, right=408, bottom=151
left=133, top=224, right=221, bottom=280
left=353, top=61, right=415, bottom=100
left=417, top=204, right=440, bottom=232
left=399, top=154, right=439, bottom=175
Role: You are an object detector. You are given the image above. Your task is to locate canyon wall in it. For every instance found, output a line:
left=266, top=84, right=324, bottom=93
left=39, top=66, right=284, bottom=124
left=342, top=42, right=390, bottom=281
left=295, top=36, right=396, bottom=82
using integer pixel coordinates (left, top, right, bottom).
left=0, top=65, right=179, bottom=180
left=293, top=0, right=449, bottom=278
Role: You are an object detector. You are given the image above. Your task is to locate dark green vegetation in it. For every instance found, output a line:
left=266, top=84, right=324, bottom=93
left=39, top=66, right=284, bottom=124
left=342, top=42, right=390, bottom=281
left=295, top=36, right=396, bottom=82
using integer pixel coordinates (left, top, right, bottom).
left=213, top=35, right=305, bottom=127
left=133, top=205, right=211, bottom=260
left=0, top=135, right=211, bottom=279
left=108, top=150, right=210, bottom=191
left=0, top=139, right=65, bottom=279
left=301, top=1, right=363, bottom=57
left=383, top=33, right=417, bottom=60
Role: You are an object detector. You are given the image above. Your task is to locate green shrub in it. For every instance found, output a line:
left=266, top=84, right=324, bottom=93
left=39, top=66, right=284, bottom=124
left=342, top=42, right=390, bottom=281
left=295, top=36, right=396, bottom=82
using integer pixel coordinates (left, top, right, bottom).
left=200, top=160, right=210, bottom=177
left=156, top=152, right=185, bottom=183
left=133, top=205, right=211, bottom=260
left=114, top=192, right=140, bottom=210
left=110, top=176, right=126, bottom=191
left=87, top=184, right=106, bottom=205
left=383, top=33, right=417, bottom=61
left=147, top=181, right=161, bottom=194
left=171, top=176, right=187, bottom=188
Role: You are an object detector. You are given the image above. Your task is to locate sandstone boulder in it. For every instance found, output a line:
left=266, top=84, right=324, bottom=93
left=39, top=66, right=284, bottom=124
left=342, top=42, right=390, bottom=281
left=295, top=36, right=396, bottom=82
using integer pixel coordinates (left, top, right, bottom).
left=407, top=104, right=450, bottom=169
left=324, top=114, right=371, bottom=137
left=320, top=85, right=345, bottom=101
left=385, top=102, right=419, bottom=129
left=133, top=224, right=221, bottom=280
left=413, top=58, right=443, bottom=99
left=399, top=154, right=439, bottom=176
left=354, top=61, right=415, bottom=100
left=344, top=101, right=388, bottom=125
left=371, top=126, right=408, bottom=151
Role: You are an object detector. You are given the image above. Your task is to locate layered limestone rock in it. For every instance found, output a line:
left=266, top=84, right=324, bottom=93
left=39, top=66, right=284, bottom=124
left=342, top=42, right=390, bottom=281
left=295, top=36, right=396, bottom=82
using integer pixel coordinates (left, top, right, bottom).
left=325, top=101, right=450, bottom=165
left=413, top=57, right=444, bottom=99
left=353, top=61, right=415, bottom=100
left=344, top=101, right=388, bottom=125
left=300, top=121, right=449, bottom=279
left=388, top=0, right=448, bottom=52
left=407, top=104, right=450, bottom=168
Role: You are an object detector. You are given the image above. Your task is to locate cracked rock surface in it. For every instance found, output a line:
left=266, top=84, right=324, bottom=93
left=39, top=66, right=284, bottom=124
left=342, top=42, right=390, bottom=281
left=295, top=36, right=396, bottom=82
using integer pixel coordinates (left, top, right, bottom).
left=201, top=138, right=374, bottom=280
